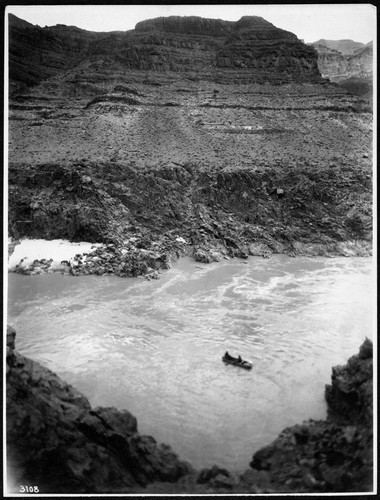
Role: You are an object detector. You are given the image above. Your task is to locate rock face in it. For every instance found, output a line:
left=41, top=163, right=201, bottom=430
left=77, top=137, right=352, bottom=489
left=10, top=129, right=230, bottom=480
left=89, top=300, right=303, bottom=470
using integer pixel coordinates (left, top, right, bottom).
left=9, top=13, right=323, bottom=93
left=133, top=15, right=322, bottom=83
left=6, top=327, right=192, bottom=493
left=325, top=338, right=373, bottom=425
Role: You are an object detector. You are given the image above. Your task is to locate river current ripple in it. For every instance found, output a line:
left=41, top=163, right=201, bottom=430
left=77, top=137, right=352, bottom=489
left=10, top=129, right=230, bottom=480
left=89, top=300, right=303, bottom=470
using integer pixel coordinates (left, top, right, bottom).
left=7, top=255, right=373, bottom=471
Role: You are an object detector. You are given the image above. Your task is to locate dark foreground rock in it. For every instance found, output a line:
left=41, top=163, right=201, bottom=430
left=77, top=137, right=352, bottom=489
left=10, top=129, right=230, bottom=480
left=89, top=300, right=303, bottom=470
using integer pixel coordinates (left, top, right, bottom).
left=6, top=326, right=373, bottom=494
left=244, top=338, right=373, bottom=493
left=326, top=337, right=373, bottom=425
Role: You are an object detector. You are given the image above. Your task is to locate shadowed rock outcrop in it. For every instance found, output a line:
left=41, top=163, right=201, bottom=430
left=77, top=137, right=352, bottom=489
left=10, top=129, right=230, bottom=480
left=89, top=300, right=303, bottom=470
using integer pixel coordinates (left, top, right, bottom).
left=325, top=338, right=373, bottom=425
left=244, top=340, right=373, bottom=493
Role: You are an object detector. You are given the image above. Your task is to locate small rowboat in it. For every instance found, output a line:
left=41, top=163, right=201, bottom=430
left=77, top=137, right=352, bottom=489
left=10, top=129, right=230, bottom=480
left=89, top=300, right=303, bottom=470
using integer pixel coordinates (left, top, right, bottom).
left=222, top=354, right=252, bottom=370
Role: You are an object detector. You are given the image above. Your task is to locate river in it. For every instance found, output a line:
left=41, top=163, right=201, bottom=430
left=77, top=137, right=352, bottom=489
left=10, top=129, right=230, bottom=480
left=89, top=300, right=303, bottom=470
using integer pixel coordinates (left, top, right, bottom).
left=7, top=255, right=374, bottom=472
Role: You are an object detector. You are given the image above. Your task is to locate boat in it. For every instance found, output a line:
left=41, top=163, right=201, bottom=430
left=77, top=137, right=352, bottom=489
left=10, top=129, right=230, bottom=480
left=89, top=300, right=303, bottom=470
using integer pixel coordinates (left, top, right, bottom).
left=222, top=353, right=252, bottom=370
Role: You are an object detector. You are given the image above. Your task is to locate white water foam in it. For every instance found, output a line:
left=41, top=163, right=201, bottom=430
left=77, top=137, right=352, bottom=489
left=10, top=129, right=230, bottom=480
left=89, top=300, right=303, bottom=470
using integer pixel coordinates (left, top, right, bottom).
left=8, top=239, right=99, bottom=270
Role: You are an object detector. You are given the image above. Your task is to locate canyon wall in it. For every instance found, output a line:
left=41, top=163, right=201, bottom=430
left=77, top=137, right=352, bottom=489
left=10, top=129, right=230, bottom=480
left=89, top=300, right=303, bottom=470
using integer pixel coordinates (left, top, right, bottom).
left=7, top=16, right=373, bottom=264
left=9, top=13, right=323, bottom=93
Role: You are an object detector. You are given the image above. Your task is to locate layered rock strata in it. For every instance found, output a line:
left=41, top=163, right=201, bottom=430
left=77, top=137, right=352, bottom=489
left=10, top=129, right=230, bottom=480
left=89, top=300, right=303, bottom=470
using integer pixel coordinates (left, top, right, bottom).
left=9, top=14, right=323, bottom=93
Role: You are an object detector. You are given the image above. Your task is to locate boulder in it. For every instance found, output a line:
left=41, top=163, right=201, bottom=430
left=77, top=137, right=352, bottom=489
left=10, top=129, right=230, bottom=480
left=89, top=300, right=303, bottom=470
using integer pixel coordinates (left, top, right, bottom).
left=194, top=249, right=212, bottom=263
left=194, top=248, right=222, bottom=263
left=197, top=465, right=231, bottom=484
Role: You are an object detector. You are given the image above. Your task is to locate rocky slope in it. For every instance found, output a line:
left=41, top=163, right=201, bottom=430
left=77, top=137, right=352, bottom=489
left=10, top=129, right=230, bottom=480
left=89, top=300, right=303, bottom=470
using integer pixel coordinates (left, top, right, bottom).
left=6, top=326, right=373, bottom=493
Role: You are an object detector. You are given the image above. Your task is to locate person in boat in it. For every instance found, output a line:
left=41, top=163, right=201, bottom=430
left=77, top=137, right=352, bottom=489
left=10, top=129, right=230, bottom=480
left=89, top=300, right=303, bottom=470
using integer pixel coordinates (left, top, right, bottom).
left=225, top=352, right=243, bottom=363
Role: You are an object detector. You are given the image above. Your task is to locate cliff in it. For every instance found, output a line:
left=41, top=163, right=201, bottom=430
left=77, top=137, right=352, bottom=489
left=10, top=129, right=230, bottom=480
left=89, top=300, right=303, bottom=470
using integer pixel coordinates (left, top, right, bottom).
left=9, top=13, right=323, bottom=93
left=6, top=326, right=373, bottom=493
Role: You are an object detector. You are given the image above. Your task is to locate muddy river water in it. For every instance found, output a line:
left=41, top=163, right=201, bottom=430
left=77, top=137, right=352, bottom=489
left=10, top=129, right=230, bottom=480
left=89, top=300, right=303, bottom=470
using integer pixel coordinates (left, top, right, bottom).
left=7, top=255, right=373, bottom=472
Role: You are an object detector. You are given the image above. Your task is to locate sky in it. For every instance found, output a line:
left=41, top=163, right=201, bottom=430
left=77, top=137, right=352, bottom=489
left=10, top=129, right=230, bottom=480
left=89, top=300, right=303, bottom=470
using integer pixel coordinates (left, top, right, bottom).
left=6, top=4, right=376, bottom=44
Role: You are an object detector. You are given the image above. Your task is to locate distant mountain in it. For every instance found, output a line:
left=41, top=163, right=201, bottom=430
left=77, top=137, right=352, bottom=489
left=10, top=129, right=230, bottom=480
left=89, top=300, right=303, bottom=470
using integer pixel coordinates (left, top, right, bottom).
left=311, top=39, right=365, bottom=56
left=309, top=39, right=373, bottom=97
left=354, top=41, right=373, bottom=56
